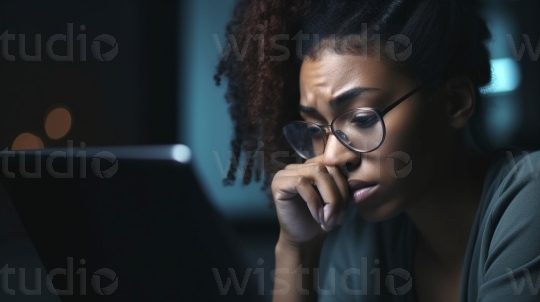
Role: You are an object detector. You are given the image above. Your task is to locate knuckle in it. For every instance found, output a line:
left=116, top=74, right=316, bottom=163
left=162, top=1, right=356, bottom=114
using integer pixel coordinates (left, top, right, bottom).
left=270, top=179, right=278, bottom=191
left=311, top=163, right=328, bottom=174
left=271, top=172, right=285, bottom=190
left=275, top=169, right=286, bottom=176
left=284, top=164, right=296, bottom=170
left=326, top=165, right=337, bottom=172
left=271, top=170, right=284, bottom=182
left=295, top=176, right=311, bottom=187
left=284, top=164, right=302, bottom=174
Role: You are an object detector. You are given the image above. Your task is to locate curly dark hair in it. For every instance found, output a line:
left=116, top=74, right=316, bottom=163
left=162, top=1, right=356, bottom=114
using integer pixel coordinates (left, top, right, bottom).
left=214, top=0, right=492, bottom=198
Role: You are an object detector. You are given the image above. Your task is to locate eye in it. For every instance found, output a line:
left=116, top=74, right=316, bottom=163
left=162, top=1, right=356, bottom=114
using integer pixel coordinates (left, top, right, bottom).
left=306, top=125, right=324, bottom=140
left=349, top=113, right=379, bottom=129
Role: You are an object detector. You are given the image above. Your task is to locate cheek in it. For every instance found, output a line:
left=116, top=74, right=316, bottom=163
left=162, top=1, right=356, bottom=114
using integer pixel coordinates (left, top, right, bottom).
left=375, top=105, right=444, bottom=193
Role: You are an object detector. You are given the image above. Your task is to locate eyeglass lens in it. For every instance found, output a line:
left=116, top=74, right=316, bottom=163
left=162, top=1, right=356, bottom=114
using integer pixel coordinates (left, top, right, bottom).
left=283, top=109, right=384, bottom=159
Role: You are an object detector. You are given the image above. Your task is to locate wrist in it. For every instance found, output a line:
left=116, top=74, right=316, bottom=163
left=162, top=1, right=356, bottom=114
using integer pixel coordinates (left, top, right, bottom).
left=276, top=233, right=326, bottom=259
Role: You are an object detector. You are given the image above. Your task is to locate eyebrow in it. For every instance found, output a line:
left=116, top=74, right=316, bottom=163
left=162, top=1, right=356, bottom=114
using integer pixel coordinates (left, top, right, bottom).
left=299, top=87, right=380, bottom=114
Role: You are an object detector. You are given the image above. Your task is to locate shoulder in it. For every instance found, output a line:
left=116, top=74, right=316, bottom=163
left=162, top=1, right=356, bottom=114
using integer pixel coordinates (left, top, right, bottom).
left=476, top=148, right=540, bottom=299
left=484, top=148, right=540, bottom=221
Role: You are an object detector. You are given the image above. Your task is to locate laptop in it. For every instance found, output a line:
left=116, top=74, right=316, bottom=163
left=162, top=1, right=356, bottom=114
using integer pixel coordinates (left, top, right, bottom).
left=0, top=145, right=259, bottom=301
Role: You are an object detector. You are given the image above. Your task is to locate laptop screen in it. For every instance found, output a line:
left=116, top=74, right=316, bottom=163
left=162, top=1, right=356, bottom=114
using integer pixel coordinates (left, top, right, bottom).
left=0, top=145, right=258, bottom=301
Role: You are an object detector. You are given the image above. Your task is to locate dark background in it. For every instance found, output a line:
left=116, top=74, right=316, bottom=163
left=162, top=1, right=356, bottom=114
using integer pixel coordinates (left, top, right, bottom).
left=0, top=0, right=179, bottom=147
left=0, top=0, right=539, bottom=300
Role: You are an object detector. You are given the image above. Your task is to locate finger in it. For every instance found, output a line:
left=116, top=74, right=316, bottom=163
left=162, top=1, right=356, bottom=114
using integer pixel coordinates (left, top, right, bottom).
left=281, top=155, right=323, bottom=171
left=278, top=163, right=344, bottom=230
left=282, top=163, right=333, bottom=181
left=284, top=164, right=306, bottom=171
left=283, top=163, right=344, bottom=227
left=272, top=175, right=324, bottom=227
left=295, top=177, right=325, bottom=225
left=304, top=156, right=321, bottom=165
left=326, top=166, right=350, bottom=202
left=309, top=164, right=342, bottom=226
left=325, top=166, right=351, bottom=228
left=284, top=162, right=327, bottom=171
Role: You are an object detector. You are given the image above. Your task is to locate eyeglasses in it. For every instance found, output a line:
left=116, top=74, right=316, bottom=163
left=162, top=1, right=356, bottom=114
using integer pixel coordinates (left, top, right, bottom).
left=283, top=86, right=422, bottom=159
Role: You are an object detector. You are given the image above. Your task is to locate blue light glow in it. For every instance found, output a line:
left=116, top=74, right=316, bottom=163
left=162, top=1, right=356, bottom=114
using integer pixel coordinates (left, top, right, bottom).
left=172, top=145, right=192, bottom=163
left=481, top=58, right=521, bottom=94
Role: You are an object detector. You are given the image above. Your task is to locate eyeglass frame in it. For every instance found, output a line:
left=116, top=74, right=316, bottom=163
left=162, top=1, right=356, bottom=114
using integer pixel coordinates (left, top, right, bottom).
left=283, top=86, right=423, bottom=158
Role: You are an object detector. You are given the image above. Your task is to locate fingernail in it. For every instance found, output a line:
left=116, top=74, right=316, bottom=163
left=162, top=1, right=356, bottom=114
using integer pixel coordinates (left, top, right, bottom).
left=321, top=223, right=333, bottom=232
left=318, top=207, right=325, bottom=226
left=324, top=204, right=331, bottom=225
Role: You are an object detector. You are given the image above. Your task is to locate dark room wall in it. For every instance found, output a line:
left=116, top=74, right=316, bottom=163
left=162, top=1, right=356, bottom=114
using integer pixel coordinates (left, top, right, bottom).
left=0, top=0, right=180, bottom=150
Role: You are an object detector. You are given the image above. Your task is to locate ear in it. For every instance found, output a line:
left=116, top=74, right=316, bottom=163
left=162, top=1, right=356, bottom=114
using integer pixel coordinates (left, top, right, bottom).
left=442, top=75, right=476, bottom=129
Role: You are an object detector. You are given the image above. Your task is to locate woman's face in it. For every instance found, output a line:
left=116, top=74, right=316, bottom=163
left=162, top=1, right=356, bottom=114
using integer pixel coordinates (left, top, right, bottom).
left=298, top=51, right=454, bottom=222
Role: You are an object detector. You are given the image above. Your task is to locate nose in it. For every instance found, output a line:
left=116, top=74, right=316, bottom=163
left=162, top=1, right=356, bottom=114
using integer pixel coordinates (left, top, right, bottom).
left=320, top=132, right=361, bottom=172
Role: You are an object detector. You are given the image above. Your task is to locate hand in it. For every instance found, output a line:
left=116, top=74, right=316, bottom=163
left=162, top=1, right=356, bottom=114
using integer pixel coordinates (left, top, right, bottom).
left=271, top=158, right=350, bottom=247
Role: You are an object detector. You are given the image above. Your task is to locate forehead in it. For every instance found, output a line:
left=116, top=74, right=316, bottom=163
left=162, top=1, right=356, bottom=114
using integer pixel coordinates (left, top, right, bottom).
left=299, top=52, right=398, bottom=102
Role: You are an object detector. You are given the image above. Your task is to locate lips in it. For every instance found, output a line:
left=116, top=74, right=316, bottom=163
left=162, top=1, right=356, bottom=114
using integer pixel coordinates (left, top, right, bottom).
left=348, top=180, right=378, bottom=204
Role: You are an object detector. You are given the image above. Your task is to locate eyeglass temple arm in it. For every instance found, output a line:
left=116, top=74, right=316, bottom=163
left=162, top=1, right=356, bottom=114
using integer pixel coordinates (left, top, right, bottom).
left=379, top=86, right=423, bottom=117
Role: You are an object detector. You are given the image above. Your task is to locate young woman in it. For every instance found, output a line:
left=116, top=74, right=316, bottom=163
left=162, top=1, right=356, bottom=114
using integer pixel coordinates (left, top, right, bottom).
left=215, top=0, right=540, bottom=301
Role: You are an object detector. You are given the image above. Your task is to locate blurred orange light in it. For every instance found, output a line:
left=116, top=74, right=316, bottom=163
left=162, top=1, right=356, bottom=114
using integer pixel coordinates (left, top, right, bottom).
left=12, top=133, right=44, bottom=150
left=45, top=107, right=72, bottom=139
